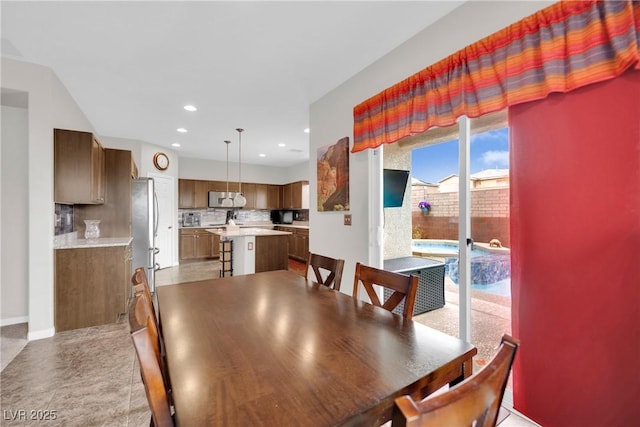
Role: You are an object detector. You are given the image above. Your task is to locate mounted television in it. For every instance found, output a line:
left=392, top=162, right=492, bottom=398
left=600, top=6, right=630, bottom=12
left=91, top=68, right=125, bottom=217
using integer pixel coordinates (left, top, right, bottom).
left=383, top=169, right=410, bottom=208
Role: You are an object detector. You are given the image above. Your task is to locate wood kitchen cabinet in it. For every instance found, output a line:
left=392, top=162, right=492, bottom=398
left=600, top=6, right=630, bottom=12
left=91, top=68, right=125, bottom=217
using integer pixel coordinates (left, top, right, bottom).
left=75, top=149, right=134, bottom=238
left=55, top=243, right=131, bottom=332
left=281, top=181, right=309, bottom=209
left=179, top=179, right=196, bottom=208
left=194, top=180, right=211, bottom=208
left=179, top=228, right=219, bottom=261
left=267, top=185, right=281, bottom=209
left=255, top=235, right=289, bottom=272
left=179, top=179, right=241, bottom=209
left=54, top=128, right=106, bottom=204
left=277, top=226, right=309, bottom=261
left=241, top=183, right=257, bottom=209
left=254, top=184, right=268, bottom=209
left=180, top=178, right=277, bottom=209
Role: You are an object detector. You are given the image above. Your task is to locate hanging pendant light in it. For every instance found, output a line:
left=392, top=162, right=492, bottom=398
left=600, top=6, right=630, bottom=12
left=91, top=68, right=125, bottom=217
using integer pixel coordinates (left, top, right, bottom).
left=233, top=128, right=247, bottom=207
left=221, top=140, right=234, bottom=207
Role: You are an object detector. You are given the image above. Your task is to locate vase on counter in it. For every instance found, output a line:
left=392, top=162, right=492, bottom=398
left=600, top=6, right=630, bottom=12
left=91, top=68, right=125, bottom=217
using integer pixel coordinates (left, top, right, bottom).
left=84, top=220, right=101, bottom=240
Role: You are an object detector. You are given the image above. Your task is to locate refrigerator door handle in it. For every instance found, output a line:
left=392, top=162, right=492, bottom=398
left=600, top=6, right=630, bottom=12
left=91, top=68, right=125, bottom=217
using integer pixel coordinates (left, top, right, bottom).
left=153, top=192, right=159, bottom=237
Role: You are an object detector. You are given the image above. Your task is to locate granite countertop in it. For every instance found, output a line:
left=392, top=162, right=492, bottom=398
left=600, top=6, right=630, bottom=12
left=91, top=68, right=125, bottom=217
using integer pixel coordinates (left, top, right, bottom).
left=181, top=222, right=309, bottom=230
left=180, top=222, right=273, bottom=229
left=207, top=227, right=292, bottom=237
left=54, top=236, right=133, bottom=249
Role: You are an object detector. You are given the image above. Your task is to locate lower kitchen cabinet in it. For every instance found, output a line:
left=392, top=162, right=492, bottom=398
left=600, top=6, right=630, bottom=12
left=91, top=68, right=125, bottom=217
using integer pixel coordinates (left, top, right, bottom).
left=276, top=226, right=309, bottom=261
left=55, top=243, right=132, bottom=332
left=179, top=228, right=219, bottom=261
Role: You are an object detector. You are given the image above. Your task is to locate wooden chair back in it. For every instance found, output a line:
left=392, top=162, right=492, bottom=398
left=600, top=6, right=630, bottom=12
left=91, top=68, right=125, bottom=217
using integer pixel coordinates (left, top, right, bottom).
left=352, top=262, right=418, bottom=320
left=392, top=334, right=520, bottom=427
left=128, top=294, right=174, bottom=426
left=132, top=267, right=156, bottom=318
left=305, top=252, right=345, bottom=291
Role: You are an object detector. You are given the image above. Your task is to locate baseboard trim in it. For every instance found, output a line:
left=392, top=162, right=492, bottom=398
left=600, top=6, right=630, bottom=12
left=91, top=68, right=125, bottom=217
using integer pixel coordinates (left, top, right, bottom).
left=27, top=327, right=55, bottom=341
left=0, top=316, right=28, bottom=327
left=502, top=390, right=541, bottom=426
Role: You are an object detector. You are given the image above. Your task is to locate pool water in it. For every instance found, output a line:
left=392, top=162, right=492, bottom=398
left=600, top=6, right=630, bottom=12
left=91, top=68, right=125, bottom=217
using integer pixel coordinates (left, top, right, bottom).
left=412, top=240, right=511, bottom=297
left=411, top=242, right=490, bottom=257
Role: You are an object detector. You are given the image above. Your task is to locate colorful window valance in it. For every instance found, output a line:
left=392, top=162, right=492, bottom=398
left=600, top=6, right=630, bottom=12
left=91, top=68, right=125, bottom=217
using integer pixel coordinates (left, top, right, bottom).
left=352, top=0, right=640, bottom=153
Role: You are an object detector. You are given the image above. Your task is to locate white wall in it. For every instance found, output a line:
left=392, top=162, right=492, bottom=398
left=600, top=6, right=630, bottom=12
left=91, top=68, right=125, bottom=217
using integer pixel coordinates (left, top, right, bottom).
left=309, top=1, right=553, bottom=293
left=1, top=105, right=29, bottom=325
left=178, top=156, right=308, bottom=184
left=1, top=58, right=95, bottom=339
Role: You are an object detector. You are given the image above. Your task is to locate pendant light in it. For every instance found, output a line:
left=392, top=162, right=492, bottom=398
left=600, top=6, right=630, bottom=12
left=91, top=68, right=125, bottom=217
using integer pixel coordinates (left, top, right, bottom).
left=221, top=140, right=234, bottom=207
left=233, top=128, right=247, bottom=207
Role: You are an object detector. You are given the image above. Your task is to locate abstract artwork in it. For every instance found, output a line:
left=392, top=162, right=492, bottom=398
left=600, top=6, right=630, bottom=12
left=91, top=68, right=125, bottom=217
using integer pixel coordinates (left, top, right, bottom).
left=317, top=136, right=349, bottom=211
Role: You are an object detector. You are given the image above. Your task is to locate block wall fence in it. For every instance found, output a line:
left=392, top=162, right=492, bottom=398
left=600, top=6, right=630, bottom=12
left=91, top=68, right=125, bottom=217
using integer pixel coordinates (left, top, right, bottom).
left=410, top=186, right=510, bottom=247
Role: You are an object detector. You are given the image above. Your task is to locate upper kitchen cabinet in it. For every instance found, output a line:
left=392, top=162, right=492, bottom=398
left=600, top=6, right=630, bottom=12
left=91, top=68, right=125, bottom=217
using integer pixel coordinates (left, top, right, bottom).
left=282, top=181, right=309, bottom=209
left=194, top=180, right=211, bottom=208
left=54, top=128, right=105, bottom=204
left=179, top=179, right=242, bottom=209
left=179, top=179, right=195, bottom=208
left=241, top=183, right=257, bottom=209
left=75, top=149, right=134, bottom=238
left=267, top=185, right=281, bottom=209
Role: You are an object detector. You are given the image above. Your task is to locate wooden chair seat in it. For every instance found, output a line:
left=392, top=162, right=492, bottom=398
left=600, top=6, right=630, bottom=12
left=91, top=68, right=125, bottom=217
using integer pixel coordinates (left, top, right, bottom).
left=305, top=252, right=345, bottom=291
left=392, top=334, right=519, bottom=427
left=352, top=262, right=418, bottom=320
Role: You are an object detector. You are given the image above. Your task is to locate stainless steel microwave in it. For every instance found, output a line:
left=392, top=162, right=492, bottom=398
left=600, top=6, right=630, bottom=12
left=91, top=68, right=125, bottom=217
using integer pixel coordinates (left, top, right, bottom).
left=208, top=191, right=239, bottom=208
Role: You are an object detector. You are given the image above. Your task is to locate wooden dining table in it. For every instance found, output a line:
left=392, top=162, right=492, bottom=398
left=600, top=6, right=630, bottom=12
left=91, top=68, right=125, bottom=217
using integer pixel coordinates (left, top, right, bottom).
left=156, top=270, right=477, bottom=426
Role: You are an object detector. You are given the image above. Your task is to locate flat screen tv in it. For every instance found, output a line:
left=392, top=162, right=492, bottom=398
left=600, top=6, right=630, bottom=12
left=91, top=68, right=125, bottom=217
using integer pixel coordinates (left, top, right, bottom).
left=383, top=169, right=410, bottom=208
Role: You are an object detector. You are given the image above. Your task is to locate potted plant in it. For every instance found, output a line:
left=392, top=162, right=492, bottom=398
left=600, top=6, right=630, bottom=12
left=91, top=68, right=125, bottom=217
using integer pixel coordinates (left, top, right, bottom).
left=418, top=200, right=431, bottom=214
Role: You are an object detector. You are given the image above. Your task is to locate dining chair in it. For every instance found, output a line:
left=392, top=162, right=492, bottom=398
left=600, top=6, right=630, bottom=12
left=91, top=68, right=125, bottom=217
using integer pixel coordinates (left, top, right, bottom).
left=391, top=334, right=519, bottom=427
left=131, top=267, right=168, bottom=370
left=131, top=267, right=157, bottom=319
left=128, top=293, right=174, bottom=427
left=305, top=252, right=345, bottom=291
left=352, top=262, right=418, bottom=320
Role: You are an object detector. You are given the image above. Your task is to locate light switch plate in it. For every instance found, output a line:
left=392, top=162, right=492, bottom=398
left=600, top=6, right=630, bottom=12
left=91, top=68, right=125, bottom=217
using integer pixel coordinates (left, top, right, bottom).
left=344, top=214, right=352, bottom=226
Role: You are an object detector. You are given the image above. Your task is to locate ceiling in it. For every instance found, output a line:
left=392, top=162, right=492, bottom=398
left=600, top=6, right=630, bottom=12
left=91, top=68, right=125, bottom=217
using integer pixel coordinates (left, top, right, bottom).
left=1, top=1, right=463, bottom=167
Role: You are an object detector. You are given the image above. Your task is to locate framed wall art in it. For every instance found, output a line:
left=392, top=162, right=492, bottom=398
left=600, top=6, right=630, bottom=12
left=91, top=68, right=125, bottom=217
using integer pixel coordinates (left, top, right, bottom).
left=317, top=136, right=349, bottom=211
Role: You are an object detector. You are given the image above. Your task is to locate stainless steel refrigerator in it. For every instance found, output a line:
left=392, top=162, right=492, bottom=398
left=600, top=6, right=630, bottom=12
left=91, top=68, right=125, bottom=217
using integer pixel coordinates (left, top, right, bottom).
left=131, top=178, right=159, bottom=292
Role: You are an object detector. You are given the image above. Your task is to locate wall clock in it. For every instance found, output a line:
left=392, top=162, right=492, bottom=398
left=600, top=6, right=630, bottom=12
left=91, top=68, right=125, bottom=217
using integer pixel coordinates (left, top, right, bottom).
left=153, top=152, right=170, bottom=171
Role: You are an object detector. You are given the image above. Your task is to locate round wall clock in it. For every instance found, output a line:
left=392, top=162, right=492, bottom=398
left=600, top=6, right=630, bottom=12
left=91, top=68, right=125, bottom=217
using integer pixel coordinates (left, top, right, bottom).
left=153, top=152, right=170, bottom=171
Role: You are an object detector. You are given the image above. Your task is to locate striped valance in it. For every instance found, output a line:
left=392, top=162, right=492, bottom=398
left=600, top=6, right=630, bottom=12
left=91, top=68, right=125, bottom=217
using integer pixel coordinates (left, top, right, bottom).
left=352, top=0, right=640, bottom=153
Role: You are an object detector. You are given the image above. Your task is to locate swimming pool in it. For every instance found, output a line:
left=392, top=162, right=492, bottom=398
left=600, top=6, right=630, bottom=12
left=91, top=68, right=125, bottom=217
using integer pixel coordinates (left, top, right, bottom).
left=411, top=239, right=511, bottom=297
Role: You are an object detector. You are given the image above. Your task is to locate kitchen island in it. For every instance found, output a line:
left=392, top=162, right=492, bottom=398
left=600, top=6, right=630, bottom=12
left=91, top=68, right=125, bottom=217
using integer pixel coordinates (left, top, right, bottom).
left=208, top=227, right=291, bottom=275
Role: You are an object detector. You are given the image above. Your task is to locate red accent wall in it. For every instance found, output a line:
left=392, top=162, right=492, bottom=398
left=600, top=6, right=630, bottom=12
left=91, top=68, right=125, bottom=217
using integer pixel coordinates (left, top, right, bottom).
left=509, top=71, right=640, bottom=426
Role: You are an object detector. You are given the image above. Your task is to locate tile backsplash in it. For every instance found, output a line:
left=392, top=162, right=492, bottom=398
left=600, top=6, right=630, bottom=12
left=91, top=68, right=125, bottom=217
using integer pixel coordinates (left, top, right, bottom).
left=178, top=208, right=309, bottom=225
left=55, top=203, right=74, bottom=235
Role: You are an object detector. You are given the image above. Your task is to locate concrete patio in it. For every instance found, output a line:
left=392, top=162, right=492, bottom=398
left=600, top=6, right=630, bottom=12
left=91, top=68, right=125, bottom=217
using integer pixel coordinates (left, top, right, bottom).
left=413, top=276, right=512, bottom=374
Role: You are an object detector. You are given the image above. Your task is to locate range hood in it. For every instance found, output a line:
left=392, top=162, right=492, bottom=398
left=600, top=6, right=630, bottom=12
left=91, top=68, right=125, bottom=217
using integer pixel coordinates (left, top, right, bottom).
left=208, top=191, right=241, bottom=208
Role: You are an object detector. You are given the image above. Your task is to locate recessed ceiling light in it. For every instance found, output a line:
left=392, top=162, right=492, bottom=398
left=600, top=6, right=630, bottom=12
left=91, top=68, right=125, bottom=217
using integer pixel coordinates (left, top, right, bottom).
left=184, top=105, right=197, bottom=112
left=176, top=128, right=188, bottom=133
left=278, top=143, right=286, bottom=147
left=171, top=143, right=181, bottom=147
left=259, top=153, right=266, bottom=157
left=303, top=128, right=310, bottom=133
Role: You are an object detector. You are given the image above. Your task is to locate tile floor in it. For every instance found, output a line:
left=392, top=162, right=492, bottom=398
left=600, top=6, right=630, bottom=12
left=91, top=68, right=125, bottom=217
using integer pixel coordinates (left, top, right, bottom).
left=1, top=260, right=537, bottom=426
